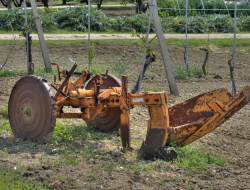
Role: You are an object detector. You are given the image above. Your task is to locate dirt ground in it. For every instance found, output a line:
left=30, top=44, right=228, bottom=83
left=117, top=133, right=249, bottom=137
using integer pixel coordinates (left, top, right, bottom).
left=0, top=43, right=250, bottom=189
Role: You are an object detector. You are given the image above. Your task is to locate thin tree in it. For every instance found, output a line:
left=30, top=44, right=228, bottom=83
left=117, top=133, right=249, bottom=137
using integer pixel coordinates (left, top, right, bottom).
left=7, top=0, right=11, bottom=9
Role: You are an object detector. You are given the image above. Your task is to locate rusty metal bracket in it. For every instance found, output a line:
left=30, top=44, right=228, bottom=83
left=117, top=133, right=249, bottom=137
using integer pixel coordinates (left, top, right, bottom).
left=51, top=63, right=61, bottom=81
left=54, top=62, right=78, bottom=99
left=28, top=62, right=34, bottom=75
left=85, top=105, right=107, bottom=122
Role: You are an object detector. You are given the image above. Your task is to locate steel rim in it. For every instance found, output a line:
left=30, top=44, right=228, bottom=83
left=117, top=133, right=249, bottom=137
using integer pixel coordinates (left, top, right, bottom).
left=8, top=75, right=56, bottom=143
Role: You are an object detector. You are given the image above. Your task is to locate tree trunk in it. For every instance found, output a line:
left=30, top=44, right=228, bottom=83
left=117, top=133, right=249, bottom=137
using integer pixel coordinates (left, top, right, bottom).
left=132, top=55, right=154, bottom=94
left=28, top=35, right=32, bottom=63
left=200, top=48, right=209, bottom=75
left=7, top=0, right=11, bottom=9
left=97, top=0, right=103, bottom=10
left=26, top=33, right=33, bottom=73
left=62, top=0, right=67, bottom=5
left=41, top=0, right=48, bottom=7
left=135, top=0, right=148, bottom=13
left=228, top=57, right=236, bottom=96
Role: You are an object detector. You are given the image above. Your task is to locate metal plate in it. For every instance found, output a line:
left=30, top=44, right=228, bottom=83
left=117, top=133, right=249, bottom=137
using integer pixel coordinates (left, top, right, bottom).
left=8, top=75, right=57, bottom=143
left=85, top=74, right=122, bottom=132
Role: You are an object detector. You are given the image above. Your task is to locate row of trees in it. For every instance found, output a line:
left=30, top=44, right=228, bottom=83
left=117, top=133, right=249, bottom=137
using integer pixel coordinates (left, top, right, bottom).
left=1, top=0, right=148, bottom=13
left=0, top=0, right=23, bottom=8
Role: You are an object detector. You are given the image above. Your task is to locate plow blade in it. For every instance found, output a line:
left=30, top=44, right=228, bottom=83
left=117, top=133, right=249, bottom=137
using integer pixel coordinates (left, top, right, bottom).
left=139, top=87, right=250, bottom=159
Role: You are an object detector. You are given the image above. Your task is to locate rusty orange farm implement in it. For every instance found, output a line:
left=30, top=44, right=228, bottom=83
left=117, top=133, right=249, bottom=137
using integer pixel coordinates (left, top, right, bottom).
left=8, top=62, right=250, bottom=160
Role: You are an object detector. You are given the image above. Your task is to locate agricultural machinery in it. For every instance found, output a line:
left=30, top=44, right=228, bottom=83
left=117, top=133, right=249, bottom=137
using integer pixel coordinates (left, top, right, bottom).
left=8, top=62, right=250, bottom=159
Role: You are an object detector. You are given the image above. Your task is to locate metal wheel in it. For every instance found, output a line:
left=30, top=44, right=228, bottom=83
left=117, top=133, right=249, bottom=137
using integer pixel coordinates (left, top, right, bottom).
left=8, top=75, right=57, bottom=143
left=85, top=74, right=122, bottom=133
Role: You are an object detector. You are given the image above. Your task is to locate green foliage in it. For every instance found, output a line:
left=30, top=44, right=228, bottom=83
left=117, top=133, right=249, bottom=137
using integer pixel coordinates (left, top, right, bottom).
left=2, top=37, right=250, bottom=48
left=48, top=121, right=116, bottom=145
left=0, top=68, right=58, bottom=77
left=0, top=66, right=103, bottom=80
left=132, top=29, right=154, bottom=60
left=86, top=174, right=99, bottom=181
left=171, top=145, right=228, bottom=169
left=0, top=105, right=8, bottom=113
left=167, top=133, right=228, bottom=169
left=0, top=118, right=10, bottom=133
left=144, top=87, right=160, bottom=92
left=0, top=106, right=11, bottom=133
left=157, top=0, right=191, bottom=17
left=202, top=40, right=214, bottom=53
left=2, top=7, right=250, bottom=33
left=89, top=65, right=105, bottom=75
left=87, top=46, right=95, bottom=62
left=120, top=0, right=132, bottom=6
left=0, top=69, right=27, bottom=77
left=157, top=0, right=250, bottom=17
left=48, top=122, right=89, bottom=145
left=174, top=64, right=203, bottom=80
left=158, top=179, right=166, bottom=185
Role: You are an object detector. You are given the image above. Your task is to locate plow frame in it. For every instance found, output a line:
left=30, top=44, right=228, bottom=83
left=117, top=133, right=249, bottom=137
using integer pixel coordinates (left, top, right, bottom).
left=8, top=62, right=250, bottom=160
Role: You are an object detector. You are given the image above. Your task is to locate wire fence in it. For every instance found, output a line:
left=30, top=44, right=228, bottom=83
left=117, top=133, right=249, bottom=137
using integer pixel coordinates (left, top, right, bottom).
left=157, top=0, right=249, bottom=95
left=0, top=1, right=249, bottom=109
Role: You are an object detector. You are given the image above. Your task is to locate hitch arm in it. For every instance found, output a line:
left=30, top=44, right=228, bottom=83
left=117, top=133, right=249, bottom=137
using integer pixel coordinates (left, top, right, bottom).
left=54, top=62, right=78, bottom=99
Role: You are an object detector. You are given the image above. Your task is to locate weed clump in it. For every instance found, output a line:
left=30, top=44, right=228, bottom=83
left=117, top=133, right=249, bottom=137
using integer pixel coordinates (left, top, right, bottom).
left=166, top=133, right=227, bottom=169
left=171, top=145, right=228, bottom=169
left=174, top=64, right=203, bottom=80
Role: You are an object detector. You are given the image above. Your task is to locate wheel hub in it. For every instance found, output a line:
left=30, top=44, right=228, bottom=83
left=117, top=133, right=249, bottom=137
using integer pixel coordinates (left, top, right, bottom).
left=23, top=107, right=31, bottom=117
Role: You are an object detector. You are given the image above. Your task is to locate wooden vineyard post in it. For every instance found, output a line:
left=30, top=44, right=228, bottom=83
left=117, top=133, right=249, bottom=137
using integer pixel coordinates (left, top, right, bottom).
left=148, top=0, right=179, bottom=96
left=30, top=0, right=52, bottom=72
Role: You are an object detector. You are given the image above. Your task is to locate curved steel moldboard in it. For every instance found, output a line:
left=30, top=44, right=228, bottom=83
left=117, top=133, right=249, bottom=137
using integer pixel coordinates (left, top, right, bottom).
left=168, top=88, right=232, bottom=127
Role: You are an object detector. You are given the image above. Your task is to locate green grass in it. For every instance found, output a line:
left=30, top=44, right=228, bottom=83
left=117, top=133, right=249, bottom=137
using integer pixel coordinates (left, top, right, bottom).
left=0, top=39, right=144, bottom=46
left=0, top=118, right=11, bottom=133
left=0, top=106, right=11, bottom=134
left=86, top=174, right=99, bottom=182
left=2, top=38, right=250, bottom=48
left=169, top=145, right=228, bottom=169
left=0, top=168, right=48, bottom=189
left=0, top=65, right=105, bottom=77
left=174, top=63, right=203, bottom=80
left=144, top=87, right=161, bottom=92
left=48, top=121, right=117, bottom=146
left=158, top=179, right=166, bottom=185
left=0, top=69, right=27, bottom=77
left=0, top=68, right=57, bottom=77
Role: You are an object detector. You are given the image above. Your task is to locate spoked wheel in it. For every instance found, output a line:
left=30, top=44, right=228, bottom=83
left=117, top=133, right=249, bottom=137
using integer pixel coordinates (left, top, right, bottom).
left=0, top=0, right=7, bottom=7
left=8, top=75, right=57, bottom=143
left=85, top=74, right=122, bottom=133
left=13, top=0, right=23, bottom=7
